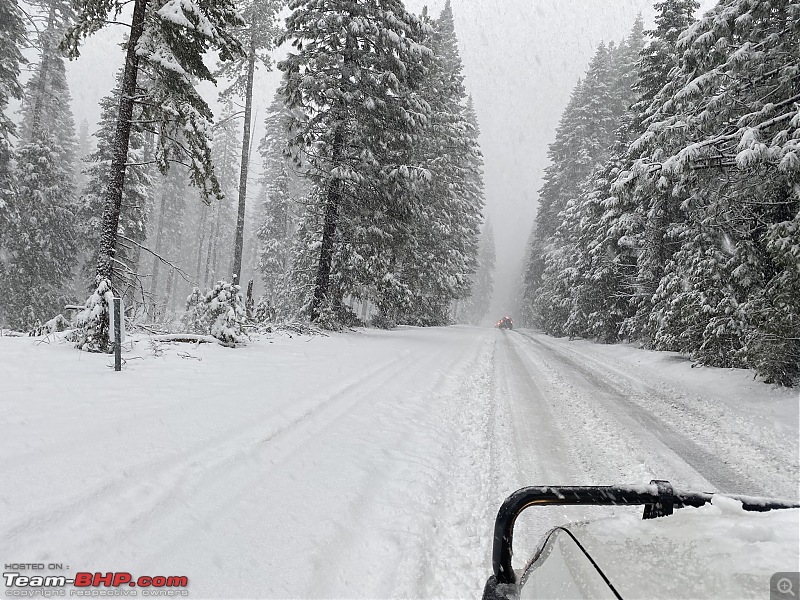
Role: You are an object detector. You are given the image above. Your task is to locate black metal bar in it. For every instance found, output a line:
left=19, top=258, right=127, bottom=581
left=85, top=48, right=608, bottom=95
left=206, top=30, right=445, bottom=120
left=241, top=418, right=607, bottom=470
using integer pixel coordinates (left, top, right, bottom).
left=114, top=297, right=122, bottom=372
left=490, top=482, right=800, bottom=585
left=674, top=491, right=800, bottom=513
left=642, top=479, right=674, bottom=519
left=492, top=484, right=664, bottom=585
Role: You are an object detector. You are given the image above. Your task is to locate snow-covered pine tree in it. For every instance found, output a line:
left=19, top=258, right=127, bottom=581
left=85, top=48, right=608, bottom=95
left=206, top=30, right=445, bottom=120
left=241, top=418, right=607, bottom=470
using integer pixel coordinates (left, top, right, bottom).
left=279, top=0, right=431, bottom=325
left=215, top=0, right=283, bottom=285
left=181, top=280, right=245, bottom=345
left=0, top=0, right=25, bottom=154
left=79, top=68, right=153, bottom=299
left=63, top=0, right=243, bottom=349
left=556, top=19, right=645, bottom=341
left=524, top=42, right=623, bottom=336
left=522, top=77, right=592, bottom=335
left=616, top=0, right=700, bottom=342
left=283, top=192, right=326, bottom=322
left=2, top=0, right=80, bottom=330
left=75, top=120, right=90, bottom=180
left=0, top=0, right=26, bottom=295
left=148, top=164, right=188, bottom=319
left=161, top=188, right=190, bottom=315
left=462, top=94, right=487, bottom=278
left=625, top=0, right=800, bottom=384
left=256, top=89, right=295, bottom=320
left=393, top=3, right=483, bottom=326
left=203, top=105, right=240, bottom=289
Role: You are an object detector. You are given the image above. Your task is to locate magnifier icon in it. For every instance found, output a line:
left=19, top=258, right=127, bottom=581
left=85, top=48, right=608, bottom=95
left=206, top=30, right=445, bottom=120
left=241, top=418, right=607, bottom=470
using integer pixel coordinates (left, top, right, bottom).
left=778, top=578, right=796, bottom=597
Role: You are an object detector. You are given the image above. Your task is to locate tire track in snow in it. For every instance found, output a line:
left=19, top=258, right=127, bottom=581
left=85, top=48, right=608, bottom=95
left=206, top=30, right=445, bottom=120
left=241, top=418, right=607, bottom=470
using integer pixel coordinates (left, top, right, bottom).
left=515, top=330, right=766, bottom=494
left=521, top=332, right=797, bottom=498
left=1, top=349, right=425, bottom=560
left=491, top=330, right=657, bottom=570
left=138, top=328, right=494, bottom=598
left=299, top=332, right=493, bottom=599
left=409, top=334, right=517, bottom=600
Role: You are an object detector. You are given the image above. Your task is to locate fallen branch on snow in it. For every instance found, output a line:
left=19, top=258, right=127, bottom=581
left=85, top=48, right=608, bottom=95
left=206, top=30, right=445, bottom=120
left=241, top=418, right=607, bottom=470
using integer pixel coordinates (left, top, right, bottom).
left=280, top=322, right=328, bottom=337
left=149, top=334, right=225, bottom=346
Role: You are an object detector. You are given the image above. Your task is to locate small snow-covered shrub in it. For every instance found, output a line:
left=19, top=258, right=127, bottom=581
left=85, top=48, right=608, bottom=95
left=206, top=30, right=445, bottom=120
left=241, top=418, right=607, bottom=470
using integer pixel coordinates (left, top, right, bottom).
left=73, top=277, right=113, bottom=352
left=31, top=314, right=70, bottom=337
left=253, top=296, right=277, bottom=324
left=181, top=281, right=246, bottom=347
left=182, top=287, right=206, bottom=334
left=371, top=312, right=396, bottom=330
left=310, top=300, right=360, bottom=331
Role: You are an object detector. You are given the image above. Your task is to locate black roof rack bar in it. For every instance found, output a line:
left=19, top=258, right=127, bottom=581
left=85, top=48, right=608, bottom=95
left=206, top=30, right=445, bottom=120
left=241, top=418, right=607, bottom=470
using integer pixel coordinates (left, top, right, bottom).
left=491, top=480, right=800, bottom=585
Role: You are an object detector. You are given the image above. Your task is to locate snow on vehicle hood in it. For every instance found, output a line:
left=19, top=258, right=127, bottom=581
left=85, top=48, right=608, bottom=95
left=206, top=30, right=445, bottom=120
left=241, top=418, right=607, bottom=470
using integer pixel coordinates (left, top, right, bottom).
left=561, top=496, right=799, bottom=599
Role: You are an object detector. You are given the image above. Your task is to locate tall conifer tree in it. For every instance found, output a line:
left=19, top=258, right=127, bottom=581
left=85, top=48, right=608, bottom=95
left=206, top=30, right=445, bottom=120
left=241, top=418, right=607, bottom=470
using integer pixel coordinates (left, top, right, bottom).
left=0, top=0, right=26, bottom=288
left=3, top=0, right=79, bottom=329
left=64, top=0, right=243, bottom=349
left=279, top=0, right=431, bottom=324
left=215, top=0, right=283, bottom=284
left=395, top=2, right=484, bottom=326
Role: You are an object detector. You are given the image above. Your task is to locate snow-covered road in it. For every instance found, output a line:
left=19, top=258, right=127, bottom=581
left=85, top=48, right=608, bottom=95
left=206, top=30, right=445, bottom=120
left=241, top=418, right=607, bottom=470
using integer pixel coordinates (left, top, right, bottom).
left=1, top=327, right=797, bottom=598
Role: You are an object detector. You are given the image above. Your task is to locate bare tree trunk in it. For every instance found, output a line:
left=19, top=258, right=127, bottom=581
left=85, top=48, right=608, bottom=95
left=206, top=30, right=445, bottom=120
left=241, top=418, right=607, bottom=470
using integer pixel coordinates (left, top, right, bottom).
left=150, top=186, right=169, bottom=319
left=206, top=198, right=223, bottom=286
left=30, top=2, right=56, bottom=138
left=195, top=202, right=208, bottom=283
left=310, top=124, right=344, bottom=321
left=96, top=0, right=149, bottom=282
left=164, top=195, right=186, bottom=313
left=231, top=27, right=257, bottom=285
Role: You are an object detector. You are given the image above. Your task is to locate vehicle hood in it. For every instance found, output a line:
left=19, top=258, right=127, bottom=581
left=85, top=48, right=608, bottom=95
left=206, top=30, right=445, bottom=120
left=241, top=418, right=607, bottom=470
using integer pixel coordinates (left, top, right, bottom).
left=565, top=496, right=799, bottom=599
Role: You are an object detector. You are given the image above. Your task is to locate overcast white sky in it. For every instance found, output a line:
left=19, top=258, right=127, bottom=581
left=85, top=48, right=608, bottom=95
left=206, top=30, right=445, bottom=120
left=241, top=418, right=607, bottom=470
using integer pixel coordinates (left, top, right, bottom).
left=58, top=0, right=717, bottom=318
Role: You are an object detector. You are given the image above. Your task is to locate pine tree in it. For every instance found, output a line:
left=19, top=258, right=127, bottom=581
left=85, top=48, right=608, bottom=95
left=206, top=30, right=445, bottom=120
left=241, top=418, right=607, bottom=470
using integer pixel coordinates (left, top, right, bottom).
left=524, top=42, right=623, bottom=335
left=79, top=69, right=153, bottom=297
left=203, top=105, right=240, bottom=288
left=0, top=0, right=25, bottom=149
left=279, top=0, right=431, bottom=324
left=74, top=119, right=91, bottom=193
left=628, top=0, right=800, bottom=384
left=558, top=20, right=646, bottom=341
left=0, top=0, right=26, bottom=276
left=618, top=0, right=700, bottom=341
left=2, top=0, right=79, bottom=330
left=395, top=3, right=483, bottom=326
left=63, top=0, right=244, bottom=349
left=284, top=193, right=325, bottom=321
left=215, top=0, right=283, bottom=284
left=182, top=280, right=246, bottom=346
left=256, top=90, right=294, bottom=318
left=148, top=165, right=188, bottom=318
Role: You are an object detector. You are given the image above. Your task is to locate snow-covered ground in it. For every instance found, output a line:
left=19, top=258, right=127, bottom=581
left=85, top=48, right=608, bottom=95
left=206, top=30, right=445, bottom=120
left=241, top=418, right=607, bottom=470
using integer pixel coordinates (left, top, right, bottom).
left=1, top=326, right=797, bottom=598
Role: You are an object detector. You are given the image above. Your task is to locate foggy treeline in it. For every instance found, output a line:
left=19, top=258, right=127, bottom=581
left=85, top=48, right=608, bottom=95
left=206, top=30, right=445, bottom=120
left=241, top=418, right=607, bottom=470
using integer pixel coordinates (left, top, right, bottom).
left=518, top=0, right=799, bottom=385
left=0, top=0, right=496, bottom=348
left=1, top=0, right=797, bottom=386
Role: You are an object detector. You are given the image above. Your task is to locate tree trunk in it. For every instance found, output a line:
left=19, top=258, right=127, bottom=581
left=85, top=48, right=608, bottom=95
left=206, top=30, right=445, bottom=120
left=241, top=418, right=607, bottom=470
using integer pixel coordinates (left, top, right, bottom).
left=30, top=2, right=56, bottom=139
left=231, top=26, right=257, bottom=285
left=206, top=198, right=223, bottom=286
left=164, top=192, right=186, bottom=313
left=96, top=0, right=149, bottom=283
left=195, top=201, right=209, bottom=283
left=310, top=124, right=344, bottom=321
left=150, top=185, right=169, bottom=319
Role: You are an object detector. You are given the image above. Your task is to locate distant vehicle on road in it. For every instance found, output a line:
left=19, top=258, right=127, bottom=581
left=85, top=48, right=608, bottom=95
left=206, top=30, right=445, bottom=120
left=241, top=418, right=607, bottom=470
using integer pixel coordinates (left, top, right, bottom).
left=495, top=316, right=513, bottom=330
